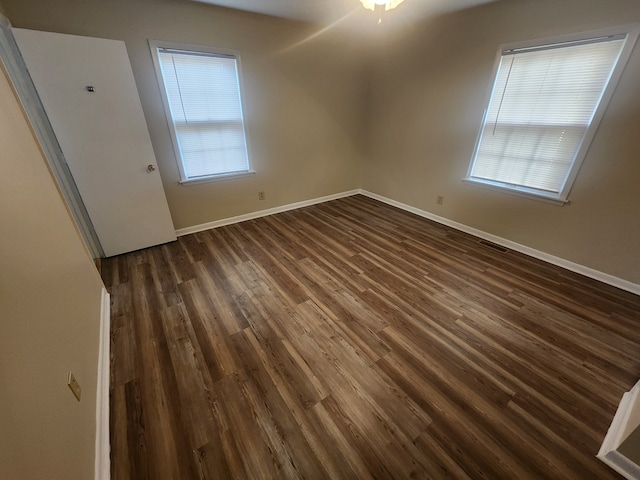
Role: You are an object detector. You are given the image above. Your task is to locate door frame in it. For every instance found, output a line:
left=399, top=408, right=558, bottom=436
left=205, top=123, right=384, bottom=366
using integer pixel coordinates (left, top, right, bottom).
left=0, top=15, right=104, bottom=259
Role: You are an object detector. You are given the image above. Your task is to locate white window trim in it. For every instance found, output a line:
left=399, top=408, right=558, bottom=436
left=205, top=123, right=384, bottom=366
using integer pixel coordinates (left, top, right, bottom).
left=148, top=40, right=254, bottom=185
left=464, top=24, right=640, bottom=204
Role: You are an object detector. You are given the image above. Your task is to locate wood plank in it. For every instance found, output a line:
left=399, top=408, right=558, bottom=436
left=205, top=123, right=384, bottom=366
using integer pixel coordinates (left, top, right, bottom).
left=103, top=194, right=639, bottom=479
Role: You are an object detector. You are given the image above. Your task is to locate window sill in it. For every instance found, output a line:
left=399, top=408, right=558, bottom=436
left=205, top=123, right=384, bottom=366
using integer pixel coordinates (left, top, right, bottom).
left=180, top=170, right=255, bottom=186
left=462, top=178, right=570, bottom=206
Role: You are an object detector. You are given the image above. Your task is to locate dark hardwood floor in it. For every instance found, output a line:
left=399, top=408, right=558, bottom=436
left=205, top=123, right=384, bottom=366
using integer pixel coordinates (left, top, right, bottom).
left=101, top=194, right=640, bottom=479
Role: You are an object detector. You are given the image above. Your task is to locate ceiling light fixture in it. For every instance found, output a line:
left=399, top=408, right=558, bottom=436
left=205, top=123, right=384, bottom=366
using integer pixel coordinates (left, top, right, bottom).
left=360, top=0, right=405, bottom=12
left=360, top=0, right=405, bottom=24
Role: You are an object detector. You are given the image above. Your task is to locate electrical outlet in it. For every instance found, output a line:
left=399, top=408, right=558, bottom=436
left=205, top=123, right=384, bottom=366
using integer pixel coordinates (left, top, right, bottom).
left=67, top=372, right=81, bottom=402
left=436, top=195, right=444, bottom=205
left=258, top=191, right=265, bottom=200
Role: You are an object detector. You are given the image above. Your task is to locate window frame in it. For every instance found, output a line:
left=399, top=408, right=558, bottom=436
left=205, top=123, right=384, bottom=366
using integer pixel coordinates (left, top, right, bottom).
left=149, top=40, right=254, bottom=185
left=464, top=25, right=640, bottom=204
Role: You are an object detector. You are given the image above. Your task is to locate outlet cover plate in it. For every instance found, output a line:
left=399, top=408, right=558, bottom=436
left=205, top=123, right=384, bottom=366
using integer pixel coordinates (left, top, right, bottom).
left=68, top=372, right=81, bottom=401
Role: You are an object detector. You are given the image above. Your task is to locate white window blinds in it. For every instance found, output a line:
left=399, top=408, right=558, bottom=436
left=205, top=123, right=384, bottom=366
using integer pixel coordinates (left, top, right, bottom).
left=156, top=48, right=250, bottom=181
left=468, top=35, right=628, bottom=199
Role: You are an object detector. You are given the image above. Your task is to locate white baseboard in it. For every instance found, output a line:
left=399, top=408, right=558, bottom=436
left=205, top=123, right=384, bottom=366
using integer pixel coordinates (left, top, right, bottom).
left=175, top=190, right=360, bottom=236
left=175, top=188, right=639, bottom=296
left=360, top=190, right=640, bottom=296
left=95, top=287, right=110, bottom=480
left=597, top=381, right=640, bottom=479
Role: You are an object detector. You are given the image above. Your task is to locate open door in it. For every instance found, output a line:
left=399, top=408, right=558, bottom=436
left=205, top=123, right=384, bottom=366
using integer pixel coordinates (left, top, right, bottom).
left=14, top=29, right=176, bottom=257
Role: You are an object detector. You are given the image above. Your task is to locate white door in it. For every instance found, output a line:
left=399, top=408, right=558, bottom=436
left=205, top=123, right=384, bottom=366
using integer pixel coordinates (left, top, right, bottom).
left=14, top=29, right=176, bottom=257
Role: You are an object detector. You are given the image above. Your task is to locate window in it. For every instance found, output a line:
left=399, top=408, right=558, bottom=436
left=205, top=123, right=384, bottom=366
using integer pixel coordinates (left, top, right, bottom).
left=150, top=42, right=251, bottom=183
left=466, top=28, right=638, bottom=203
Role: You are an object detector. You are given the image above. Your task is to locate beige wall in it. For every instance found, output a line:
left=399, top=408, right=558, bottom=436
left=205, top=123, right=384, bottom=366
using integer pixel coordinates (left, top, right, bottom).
left=0, top=61, right=104, bottom=478
left=4, top=0, right=640, bottom=285
left=0, top=2, right=636, bottom=478
left=365, top=0, right=640, bottom=284
left=3, top=0, right=367, bottom=230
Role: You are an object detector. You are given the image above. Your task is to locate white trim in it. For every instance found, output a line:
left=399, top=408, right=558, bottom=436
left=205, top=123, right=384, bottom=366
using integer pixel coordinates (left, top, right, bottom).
left=467, top=24, right=640, bottom=203
left=179, top=170, right=255, bottom=185
left=1, top=25, right=104, bottom=258
left=359, top=190, right=640, bottom=296
left=175, top=190, right=360, bottom=236
left=598, top=451, right=640, bottom=480
left=175, top=188, right=640, bottom=296
left=598, top=380, right=640, bottom=479
left=95, top=287, right=111, bottom=480
left=148, top=40, right=252, bottom=183
left=462, top=178, right=569, bottom=206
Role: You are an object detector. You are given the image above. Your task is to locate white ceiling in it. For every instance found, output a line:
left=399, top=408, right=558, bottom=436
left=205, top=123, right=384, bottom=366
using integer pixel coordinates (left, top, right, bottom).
left=190, top=0, right=497, bottom=25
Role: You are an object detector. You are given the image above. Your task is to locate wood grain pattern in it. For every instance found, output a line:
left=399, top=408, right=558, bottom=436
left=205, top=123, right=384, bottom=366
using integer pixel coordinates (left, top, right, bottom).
left=102, top=194, right=640, bottom=479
